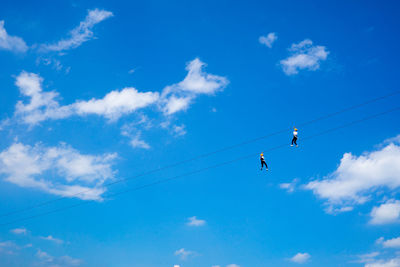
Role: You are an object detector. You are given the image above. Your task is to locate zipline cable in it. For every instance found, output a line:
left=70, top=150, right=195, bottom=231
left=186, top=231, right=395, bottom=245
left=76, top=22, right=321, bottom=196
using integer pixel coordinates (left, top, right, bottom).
left=0, top=90, right=399, bottom=219
left=2, top=105, right=399, bottom=227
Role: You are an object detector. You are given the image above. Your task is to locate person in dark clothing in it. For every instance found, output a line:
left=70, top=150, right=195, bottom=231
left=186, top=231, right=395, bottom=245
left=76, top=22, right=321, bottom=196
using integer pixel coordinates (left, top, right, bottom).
left=291, top=128, right=298, bottom=147
left=260, top=153, right=268, bottom=171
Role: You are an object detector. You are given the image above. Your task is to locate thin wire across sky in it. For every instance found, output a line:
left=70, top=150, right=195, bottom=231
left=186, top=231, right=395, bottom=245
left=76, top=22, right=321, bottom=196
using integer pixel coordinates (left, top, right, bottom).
left=1, top=103, right=399, bottom=226
left=1, top=89, right=399, bottom=220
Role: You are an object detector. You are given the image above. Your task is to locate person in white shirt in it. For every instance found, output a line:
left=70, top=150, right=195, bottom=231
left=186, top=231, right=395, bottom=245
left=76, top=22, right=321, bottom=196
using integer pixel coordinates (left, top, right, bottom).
left=260, top=152, right=268, bottom=171
left=291, top=128, right=298, bottom=147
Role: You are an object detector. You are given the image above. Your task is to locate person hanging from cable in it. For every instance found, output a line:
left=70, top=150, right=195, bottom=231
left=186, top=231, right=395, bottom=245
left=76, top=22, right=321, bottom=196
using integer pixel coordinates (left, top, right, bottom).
left=260, top=152, right=268, bottom=171
left=291, top=127, right=298, bottom=147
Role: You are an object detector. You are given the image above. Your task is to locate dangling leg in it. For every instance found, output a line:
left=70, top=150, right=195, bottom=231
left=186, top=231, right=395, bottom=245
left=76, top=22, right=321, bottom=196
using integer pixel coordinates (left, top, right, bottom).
left=262, top=160, right=268, bottom=171
left=291, top=137, right=295, bottom=146
left=294, top=137, right=298, bottom=147
left=260, top=160, right=263, bottom=170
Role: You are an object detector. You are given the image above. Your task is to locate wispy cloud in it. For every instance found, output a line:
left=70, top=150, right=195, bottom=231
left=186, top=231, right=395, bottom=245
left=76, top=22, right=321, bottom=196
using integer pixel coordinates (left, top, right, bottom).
left=353, top=252, right=380, bottom=264
left=259, top=32, right=277, bottom=48
left=376, top=236, right=400, bottom=248
left=14, top=72, right=73, bottom=125
left=0, top=241, right=17, bottom=247
left=36, top=249, right=54, bottom=262
left=173, top=124, right=186, bottom=137
left=383, top=134, right=400, bottom=145
left=174, top=248, right=196, bottom=260
left=187, top=216, right=206, bottom=226
left=39, top=9, right=113, bottom=52
left=36, top=249, right=82, bottom=266
left=0, top=142, right=117, bottom=200
left=280, top=39, right=329, bottom=75
left=120, top=120, right=152, bottom=149
left=36, top=56, right=71, bottom=73
left=0, top=241, right=19, bottom=254
left=279, top=178, right=299, bottom=193
left=290, top=252, right=311, bottom=264
left=0, top=21, right=28, bottom=53
left=160, top=58, right=228, bottom=115
left=162, top=95, right=192, bottom=115
left=10, top=228, right=28, bottom=235
left=212, top=264, right=240, bottom=267
left=40, top=235, right=64, bottom=244
left=127, top=133, right=151, bottom=149
left=365, top=257, right=400, bottom=267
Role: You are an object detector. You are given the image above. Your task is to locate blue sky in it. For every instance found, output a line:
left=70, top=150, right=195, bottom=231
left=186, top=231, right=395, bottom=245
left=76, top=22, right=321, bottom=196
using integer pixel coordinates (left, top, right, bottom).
left=0, top=0, right=400, bottom=266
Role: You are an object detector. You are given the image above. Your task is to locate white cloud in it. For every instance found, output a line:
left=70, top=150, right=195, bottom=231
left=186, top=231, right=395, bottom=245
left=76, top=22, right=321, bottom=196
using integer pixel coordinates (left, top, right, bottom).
left=279, top=178, right=298, bottom=193
left=15, top=72, right=73, bottom=125
left=36, top=57, right=70, bottom=73
left=36, top=249, right=82, bottom=266
left=14, top=71, right=159, bottom=125
left=161, top=58, right=228, bottom=115
left=36, top=249, right=54, bottom=262
left=39, top=9, right=113, bottom=52
left=0, top=21, right=28, bottom=53
left=58, top=255, right=82, bottom=266
left=0, top=142, right=117, bottom=200
left=259, top=32, right=277, bottom=48
left=377, top=237, right=400, bottom=248
left=354, top=252, right=380, bottom=264
left=40, top=235, right=64, bottom=244
left=226, top=264, right=240, bottom=267
left=174, top=248, right=196, bottom=260
left=370, top=200, right=400, bottom=225
left=187, top=216, right=206, bottom=226
left=173, top=124, right=186, bottom=137
left=325, top=206, right=354, bottom=214
left=0, top=118, right=10, bottom=131
left=384, top=134, right=400, bottom=145
left=0, top=241, right=16, bottom=247
left=120, top=122, right=151, bottom=149
left=128, top=134, right=150, bottom=149
left=280, top=39, right=329, bottom=75
left=73, top=87, right=159, bottom=121
left=10, top=59, right=226, bottom=148
left=365, top=257, right=400, bottom=267
left=290, top=252, right=311, bottom=264
left=305, top=137, right=400, bottom=213
left=162, top=95, right=192, bottom=115
left=0, top=241, right=18, bottom=254
left=13, top=59, right=225, bottom=126
left=10, top=228, right=27, bottom=235
left=176, top=58, right=228, bottom=95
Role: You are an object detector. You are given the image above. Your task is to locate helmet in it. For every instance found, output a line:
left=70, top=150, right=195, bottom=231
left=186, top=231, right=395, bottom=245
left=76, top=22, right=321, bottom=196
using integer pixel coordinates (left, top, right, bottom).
left=260, top=152, right=264, bottom=156
left=294, top=128, right=298, bottom=131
